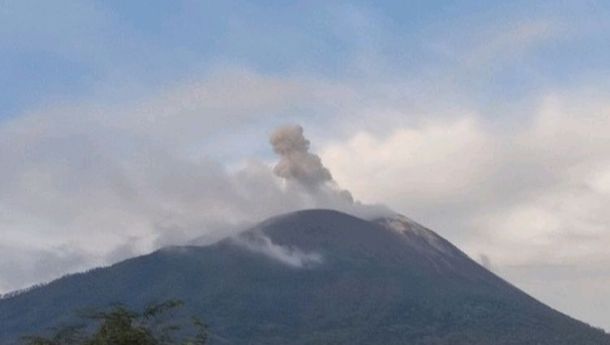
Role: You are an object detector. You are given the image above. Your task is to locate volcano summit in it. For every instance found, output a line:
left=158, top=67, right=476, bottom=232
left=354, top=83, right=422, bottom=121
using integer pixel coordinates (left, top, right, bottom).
left=0, top=209, right=608, bottom=344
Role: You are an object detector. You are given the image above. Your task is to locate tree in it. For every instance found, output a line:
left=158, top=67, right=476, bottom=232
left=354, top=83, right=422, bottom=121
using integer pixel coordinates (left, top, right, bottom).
left=22, top=300, right=208, bottom=345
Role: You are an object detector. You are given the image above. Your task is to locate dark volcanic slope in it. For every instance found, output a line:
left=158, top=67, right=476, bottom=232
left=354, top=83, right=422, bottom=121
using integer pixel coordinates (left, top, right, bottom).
left=0, top=209, right=608, bottom=345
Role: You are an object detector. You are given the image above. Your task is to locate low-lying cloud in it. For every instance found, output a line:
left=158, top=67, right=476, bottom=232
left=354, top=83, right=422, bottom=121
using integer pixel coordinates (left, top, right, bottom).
left=232, top=234, right=323, bottom=268
left=0, top=74, right=389, bottom=293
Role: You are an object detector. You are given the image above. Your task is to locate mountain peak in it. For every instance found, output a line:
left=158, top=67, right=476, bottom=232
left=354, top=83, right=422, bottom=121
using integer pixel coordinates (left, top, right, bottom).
left=233, top=209, right=416, bottom=264
left=2, top=208, right=609, bottom=345
left=374, top=214, right=469, bottom=259
left=232, top=209, right=467, bottom=268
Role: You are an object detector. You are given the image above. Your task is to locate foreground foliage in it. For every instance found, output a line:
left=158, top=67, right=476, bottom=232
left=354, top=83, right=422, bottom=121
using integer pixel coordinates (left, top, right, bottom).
left=22, top=300, right=207, bottom=345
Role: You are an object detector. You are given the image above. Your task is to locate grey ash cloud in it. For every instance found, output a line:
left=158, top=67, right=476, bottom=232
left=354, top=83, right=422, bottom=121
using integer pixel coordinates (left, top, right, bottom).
left=270, top=124, right=354, bottom=202
left=269, top=124, right=391, bottom=219
left=271, top=125, right=335, bottom=191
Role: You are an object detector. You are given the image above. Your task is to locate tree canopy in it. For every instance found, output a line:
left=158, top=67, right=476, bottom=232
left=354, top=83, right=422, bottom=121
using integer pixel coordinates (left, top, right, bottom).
left=22, top=300, right=207, bottom=345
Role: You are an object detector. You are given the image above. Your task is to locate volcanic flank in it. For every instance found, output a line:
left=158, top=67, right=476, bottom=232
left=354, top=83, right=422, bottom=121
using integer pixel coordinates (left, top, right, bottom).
left=1, top=209, right=609, bottom=345
left=1, top=126, right=609, bottom=344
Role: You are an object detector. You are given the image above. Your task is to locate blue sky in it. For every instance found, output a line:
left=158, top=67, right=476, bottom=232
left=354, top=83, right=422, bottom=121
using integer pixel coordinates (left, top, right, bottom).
left=4, top=0, right=610, bottom=120
left=2, top=0, right=610, bottom=331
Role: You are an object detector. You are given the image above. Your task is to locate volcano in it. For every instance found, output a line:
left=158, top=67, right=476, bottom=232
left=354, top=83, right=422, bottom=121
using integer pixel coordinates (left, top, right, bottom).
left=0, top=209, right=608, bottom=344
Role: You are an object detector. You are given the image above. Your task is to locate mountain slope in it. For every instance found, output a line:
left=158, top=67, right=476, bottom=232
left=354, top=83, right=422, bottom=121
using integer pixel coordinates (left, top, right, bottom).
left=0, top=209, right=608, bottom=344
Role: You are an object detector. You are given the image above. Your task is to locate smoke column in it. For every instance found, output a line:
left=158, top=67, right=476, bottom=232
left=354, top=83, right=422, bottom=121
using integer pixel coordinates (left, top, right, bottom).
left=270, top=125, right=355, bottom=202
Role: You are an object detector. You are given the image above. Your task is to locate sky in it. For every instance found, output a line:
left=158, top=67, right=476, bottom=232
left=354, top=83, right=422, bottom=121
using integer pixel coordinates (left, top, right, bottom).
left=2, top=0, right=610, bottom=330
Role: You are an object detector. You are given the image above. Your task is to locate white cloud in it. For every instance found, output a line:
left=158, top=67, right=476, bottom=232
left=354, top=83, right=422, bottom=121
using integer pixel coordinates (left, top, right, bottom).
left=0, top=68, right=390, bottom=293
left=322, top=116, right=493, bottom=207
left=232, top=234, right=323, bottom=268
left=0, top=244, right=89, bottom=294
left=322, top=92, right=610, bottom=268
left=318, top=88, right=610, bottom=330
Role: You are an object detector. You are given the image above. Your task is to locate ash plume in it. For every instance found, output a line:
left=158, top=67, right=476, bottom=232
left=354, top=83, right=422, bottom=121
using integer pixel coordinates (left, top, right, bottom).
left=270, top=125, right=353, bottom=202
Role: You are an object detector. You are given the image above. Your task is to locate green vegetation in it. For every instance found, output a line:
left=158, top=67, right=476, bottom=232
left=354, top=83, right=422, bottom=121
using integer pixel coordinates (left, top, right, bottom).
left=22, top=300, right=207, bottom=345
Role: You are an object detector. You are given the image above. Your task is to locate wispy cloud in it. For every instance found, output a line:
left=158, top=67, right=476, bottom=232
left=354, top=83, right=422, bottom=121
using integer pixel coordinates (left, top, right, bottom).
left=232, top=234, right=323, bottom=268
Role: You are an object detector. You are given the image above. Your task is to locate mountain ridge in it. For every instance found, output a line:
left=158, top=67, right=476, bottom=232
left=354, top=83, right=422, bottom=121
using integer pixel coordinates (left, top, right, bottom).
left=1, top=209, right=608, bottom=344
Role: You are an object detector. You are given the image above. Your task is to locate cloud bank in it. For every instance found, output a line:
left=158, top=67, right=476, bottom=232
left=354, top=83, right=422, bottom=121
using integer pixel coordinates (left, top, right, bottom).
left=312, top=87, right=610, bottom=329
left=0, top=75, right=390, bottom=293
left=321, top=92, right=610, bottom=268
